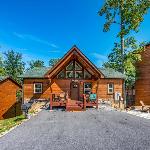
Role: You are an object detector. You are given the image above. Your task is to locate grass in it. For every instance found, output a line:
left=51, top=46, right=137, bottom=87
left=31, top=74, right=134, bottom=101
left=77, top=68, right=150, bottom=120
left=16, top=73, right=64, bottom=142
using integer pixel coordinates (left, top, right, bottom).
left=0, top=115, right=25, bottom=134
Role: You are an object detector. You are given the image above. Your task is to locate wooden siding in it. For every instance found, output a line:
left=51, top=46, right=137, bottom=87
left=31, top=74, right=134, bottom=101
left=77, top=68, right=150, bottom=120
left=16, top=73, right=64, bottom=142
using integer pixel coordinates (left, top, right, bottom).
left=0, top=79, right=21, bottom=119
left=135, top=45, right=150, bottom=105
left=97, top=79, right=123, bottom=100
left=23, top=78, right=123, bottom=102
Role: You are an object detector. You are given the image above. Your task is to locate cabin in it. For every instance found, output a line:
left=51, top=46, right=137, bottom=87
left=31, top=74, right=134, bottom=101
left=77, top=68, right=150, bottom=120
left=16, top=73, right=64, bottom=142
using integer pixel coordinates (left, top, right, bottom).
left=21, top=46, right=125, bottom=111
left=135, top=44, right=150, bottom=106
left=0, top=76, right=22, bottom=119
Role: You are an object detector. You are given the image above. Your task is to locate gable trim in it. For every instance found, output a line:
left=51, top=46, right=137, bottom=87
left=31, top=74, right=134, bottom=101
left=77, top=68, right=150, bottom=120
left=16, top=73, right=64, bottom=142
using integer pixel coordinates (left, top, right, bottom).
left=44, top=45, right=105, bottom=78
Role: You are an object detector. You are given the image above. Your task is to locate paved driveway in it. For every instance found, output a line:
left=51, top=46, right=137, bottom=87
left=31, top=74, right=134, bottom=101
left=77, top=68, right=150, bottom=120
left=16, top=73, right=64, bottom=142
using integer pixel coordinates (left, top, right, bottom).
left=0, top=108, right=150, bottom=150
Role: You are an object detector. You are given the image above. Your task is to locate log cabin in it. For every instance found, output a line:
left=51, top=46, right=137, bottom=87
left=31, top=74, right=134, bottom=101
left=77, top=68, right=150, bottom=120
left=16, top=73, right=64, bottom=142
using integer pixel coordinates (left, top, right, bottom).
left=0, top=76, right=22, bottom=119
left=135, top=44, right=150, bottom=106
left=21, top=45, right=125, bottom=111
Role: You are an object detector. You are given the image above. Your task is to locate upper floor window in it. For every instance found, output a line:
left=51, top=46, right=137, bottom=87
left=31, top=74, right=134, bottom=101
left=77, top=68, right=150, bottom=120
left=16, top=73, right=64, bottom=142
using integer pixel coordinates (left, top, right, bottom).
left=34, top=83, right=42, bottom=94
left=108, top=83, right=114, bottom=94
left=57, top=60, right=92, bottom=79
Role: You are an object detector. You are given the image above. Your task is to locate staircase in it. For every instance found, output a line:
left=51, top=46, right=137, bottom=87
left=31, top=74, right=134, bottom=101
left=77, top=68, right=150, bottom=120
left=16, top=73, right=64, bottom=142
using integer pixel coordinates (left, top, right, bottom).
left=66, top=100, right=84, bottom=111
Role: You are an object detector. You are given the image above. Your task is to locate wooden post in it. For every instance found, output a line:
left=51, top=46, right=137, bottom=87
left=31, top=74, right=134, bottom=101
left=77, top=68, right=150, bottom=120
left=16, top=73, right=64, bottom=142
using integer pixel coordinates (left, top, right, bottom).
left=83, top=94, right=86, bottom=111
left=66, top=92, right=68, bottom=111
left=96, top=95, right=98, bottom=109
left=50, top=94, right=53, bottom=111
left=96, top=80, right=99, bottom=109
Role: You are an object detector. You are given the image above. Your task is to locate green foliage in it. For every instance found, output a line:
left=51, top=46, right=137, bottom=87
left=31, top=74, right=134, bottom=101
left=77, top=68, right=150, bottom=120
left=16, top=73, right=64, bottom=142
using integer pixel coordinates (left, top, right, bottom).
left=28, top=60, right=45, bottom=69
left=49, top=58, right=60, bottom=67
left=103, top=37, right=145, bottom=87
left=99, top=0, right=150, bottom=88
left=0, top=115, right=25, bottom=134
left=99, top=0, right=150, bottom=36
left=16, top=90, right=22, bottom=102
left=0, top=54, right=6, bottom=76
left=3, top=50, right=25, bottom=83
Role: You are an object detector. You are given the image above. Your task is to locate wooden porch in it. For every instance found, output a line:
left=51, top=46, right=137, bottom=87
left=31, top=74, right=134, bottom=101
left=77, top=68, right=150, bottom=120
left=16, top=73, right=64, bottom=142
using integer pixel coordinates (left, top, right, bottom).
left=49, top=93, right=98, bottom=111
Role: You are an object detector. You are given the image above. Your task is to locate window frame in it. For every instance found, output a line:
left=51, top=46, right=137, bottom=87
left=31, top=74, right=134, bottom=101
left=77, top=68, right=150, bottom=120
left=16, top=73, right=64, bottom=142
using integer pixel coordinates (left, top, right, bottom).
left=107, top=83, right=114, bottom=94
left=84, top=82, right=92, bottom=94
left=34, top=83, right=43, bottom=94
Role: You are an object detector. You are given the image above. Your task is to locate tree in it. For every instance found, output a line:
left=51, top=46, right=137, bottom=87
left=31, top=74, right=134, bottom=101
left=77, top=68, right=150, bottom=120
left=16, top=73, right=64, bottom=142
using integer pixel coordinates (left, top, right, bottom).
left=103, top=37, right=145, bottom=88
left=49, top=58, right=60, bottom=67
left=99, top=0, right=150, bottom=73
left=0, top=54, right=5, bottom=76
left=28, top=60, right=45, bottom=69
left=3, top=50, right=25, bottom=82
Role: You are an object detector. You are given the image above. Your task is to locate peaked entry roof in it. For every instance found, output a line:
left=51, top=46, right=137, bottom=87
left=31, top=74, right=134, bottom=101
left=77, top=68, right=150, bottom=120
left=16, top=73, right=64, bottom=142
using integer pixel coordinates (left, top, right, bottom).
left=20, top=45, right=126, bottom=79
left=44, top=45, right=104, bottom=78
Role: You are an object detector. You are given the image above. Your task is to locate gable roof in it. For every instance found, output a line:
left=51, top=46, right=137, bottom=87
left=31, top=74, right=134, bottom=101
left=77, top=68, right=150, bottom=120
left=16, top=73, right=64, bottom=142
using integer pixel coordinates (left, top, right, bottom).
left=19, top=67, right=51, bottom=78
left=20, top=67, right=125, bottom=79
left=44, top=45, right=104, bottom=78
left=0, top=76, right=22, bottom=87
left=20, top=46, right=125, bottom=79
left=99, top=68, right=126, bottom=79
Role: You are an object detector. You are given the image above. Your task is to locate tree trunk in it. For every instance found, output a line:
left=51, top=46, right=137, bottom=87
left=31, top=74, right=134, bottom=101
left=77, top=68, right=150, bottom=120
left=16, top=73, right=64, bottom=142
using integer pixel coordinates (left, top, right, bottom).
left=120, top=0, right=126, bottom=107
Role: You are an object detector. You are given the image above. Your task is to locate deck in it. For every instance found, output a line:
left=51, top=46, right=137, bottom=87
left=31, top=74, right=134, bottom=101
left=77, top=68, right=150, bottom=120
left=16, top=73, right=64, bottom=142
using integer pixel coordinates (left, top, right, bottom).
left=50, top=93, right=98, bottom=111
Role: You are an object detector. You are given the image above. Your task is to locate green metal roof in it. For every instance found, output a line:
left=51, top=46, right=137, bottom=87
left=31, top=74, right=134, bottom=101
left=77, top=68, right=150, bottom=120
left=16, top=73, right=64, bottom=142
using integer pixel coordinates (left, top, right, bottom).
left=99, top=68, right=126, bottom=79
left=19, top=67, right=51, bottom=78
left=20, top=67, right=125, bottom=79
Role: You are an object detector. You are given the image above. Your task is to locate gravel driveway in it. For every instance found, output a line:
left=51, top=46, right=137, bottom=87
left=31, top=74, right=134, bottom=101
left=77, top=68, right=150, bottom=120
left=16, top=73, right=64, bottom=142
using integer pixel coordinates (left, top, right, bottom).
left=0, top=108, right=150, bottom=150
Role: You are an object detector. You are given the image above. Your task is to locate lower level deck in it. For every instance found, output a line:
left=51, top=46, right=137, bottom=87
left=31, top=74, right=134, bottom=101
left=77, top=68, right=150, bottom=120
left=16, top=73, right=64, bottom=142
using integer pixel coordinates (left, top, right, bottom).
left=50, top=94, right=98, bottom=111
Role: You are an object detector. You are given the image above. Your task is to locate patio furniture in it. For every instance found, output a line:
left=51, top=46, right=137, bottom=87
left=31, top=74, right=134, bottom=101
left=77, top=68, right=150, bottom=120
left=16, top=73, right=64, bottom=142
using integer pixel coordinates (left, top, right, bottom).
left=89, top=94, right=97, bottom=101
left=59, top=92, right=66, bottom=101
left=140, top=100, right=150, bottom=113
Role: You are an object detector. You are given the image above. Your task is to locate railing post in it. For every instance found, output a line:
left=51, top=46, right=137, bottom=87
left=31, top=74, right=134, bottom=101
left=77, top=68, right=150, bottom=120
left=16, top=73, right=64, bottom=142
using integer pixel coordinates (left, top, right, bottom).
left=66, top=92, right=69, bottom=111
left=50, top=94, right=53, bottom=111
left=83, top=94, right=86, bottom=111
left=96, top=94, right=98, bottom=109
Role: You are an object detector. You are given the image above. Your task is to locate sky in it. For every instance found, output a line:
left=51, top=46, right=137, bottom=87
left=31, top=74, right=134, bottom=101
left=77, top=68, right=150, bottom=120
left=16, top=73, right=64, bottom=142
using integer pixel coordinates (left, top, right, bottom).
left=0, top=0, right=150, bottom=68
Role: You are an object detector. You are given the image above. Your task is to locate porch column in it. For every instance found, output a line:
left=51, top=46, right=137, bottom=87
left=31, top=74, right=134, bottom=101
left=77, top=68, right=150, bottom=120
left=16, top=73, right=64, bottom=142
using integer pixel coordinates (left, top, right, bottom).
left=50, top=94, right=53, bottom=111
left=83, top=94, right=86, bottom=110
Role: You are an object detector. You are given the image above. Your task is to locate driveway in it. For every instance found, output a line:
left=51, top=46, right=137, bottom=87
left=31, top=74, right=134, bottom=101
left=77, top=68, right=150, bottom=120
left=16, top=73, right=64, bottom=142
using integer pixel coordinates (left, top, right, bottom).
left=0, top=108, right=150, bottom=150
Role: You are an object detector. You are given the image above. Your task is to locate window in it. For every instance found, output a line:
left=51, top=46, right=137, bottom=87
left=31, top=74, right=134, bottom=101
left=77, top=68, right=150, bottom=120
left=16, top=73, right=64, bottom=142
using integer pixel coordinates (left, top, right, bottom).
left=108, top=83, right=114, bottom=94
left=34, top=83, right=42, bottom=94
left=75, top=71, right=83, bottom=79
left=56, top=60, right=92, bottom=79
left=75, top=62, right=82, bottom=70
left=84, top=83, right=92, bottom=94
left=66, top=61, right=74, bottom=71
left=66, top=71, right=73, bottom=78
left=57, top=70, right=65, bottom=79
left=84, top=69, right=91, bottom=79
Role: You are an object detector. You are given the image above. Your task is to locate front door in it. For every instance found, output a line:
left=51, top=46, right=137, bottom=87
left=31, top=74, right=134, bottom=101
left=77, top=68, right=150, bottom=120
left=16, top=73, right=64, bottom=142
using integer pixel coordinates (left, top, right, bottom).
left=70, top=81, right=79, bottom=101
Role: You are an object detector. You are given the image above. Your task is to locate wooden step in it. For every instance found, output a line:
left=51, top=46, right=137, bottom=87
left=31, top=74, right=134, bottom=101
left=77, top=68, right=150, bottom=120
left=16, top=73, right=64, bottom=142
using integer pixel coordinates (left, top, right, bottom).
left=66, top=104, right=84, bottom=111
left=66, top=106, right=83, bottom=111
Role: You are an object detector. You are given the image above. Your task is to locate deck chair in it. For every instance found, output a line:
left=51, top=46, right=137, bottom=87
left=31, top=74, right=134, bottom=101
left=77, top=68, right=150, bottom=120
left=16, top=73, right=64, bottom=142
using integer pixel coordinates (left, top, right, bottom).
left=89, top=94, right=97, bottom=102
left=140, top=100, right=150, bottom=113
left=59, top=92, right=66, bottom=101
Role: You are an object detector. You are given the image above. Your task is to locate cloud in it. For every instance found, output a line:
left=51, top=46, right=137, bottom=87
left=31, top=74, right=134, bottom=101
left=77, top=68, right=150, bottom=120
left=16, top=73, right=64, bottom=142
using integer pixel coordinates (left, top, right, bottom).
left=13, top=32, right=58, bottom=48
left=91, top=52, right=107, bottom=67
left=92, top=53, right=107, bottom=60
left=49, top=50, right=60, bottom=53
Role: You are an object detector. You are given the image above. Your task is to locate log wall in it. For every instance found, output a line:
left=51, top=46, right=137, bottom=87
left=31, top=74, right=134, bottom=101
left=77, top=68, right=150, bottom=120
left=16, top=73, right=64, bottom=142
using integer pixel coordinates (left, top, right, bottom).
left=135, top=45, right=150, bottom=105
left=23, top=78, right=123, bottom=102
left=0, top=79, right=22, bottom=119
